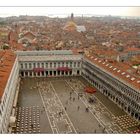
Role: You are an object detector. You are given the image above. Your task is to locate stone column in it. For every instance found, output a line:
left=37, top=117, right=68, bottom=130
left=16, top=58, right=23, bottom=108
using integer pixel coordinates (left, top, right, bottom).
left=44, top=71, right=46, bottom=77
left=23, top=72, right=25, bottom=77
left=32, top=71, right=34, bottom=77
left=40, top=72, right=42, bottom=77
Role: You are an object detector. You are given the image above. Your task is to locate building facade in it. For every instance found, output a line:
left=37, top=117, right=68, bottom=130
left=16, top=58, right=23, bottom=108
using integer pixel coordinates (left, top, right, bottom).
left=82, top=58, right=140, bottom=121
left=17, top=50, right=83, bottom=78
left=0, top=57, right=20, bottom=133
left=0, top=50, right=140, bottom=133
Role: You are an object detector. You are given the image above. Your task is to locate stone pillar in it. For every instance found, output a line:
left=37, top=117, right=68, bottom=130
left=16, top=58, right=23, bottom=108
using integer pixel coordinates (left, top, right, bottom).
left=56, top=71, right=58, bottom=77
left=32, top=72, right=34, bottom=77
left=52, top=71, right=54, bottom=77
left=28, top=71, right=30, bottom=77
left=23, top=72, right=25, bottom=77
left=36, top=72, right=38, bottom=77
left=44, top=71, right=46, bottom=77
left=40, top=72, right=42, bottom=77
left=48, top=71, right=50, bottom=76
left=79, top=70, right=81, bottom=75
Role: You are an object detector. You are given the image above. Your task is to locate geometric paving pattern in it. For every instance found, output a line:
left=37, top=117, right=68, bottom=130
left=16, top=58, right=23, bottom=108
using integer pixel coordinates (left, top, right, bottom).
left=14, top=106, right=41, bottom=134
left=65, top=79, right=125, bottom=133
left=38, top=81, right=77, bottom=134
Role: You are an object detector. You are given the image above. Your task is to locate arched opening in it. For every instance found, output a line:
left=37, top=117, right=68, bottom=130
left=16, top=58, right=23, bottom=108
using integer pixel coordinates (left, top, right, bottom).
left=69, top=71, right=72, bottom=75
left=46, top=71, right=48, bottom=76
left=65, top=71, right=68, bottom=75
left=29, top=72, right=32, bottom=76
left=128, top=107, right=131, bottom=113
left=62, top=71, right=64, bottom=75
left=77, top=70, right=80, bottom=75
left=33, top=72, right=36, bottom=76
left=54, top=71, right=56, bottom=76
left=21, top=71, right=24, bottom=77
left=41, top=71, right=44, bottom=76
left=25, top=71, right=28, bottom=76
left=58, top=71, right=60, bottom=76
left=135, top=113, right=138, bottom=119
left=38, top=72, right=40, bottom=76
left=131, top=112, right=134, bottom=117
left=50, top=71, right=52, bottom=76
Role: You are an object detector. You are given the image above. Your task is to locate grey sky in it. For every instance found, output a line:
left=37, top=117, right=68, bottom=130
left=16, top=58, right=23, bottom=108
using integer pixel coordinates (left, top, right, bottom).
left=0, top=7, right=140, bottom=17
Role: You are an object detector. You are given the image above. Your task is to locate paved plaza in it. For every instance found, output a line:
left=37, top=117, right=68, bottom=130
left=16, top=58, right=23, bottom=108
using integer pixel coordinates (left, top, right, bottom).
left=14, top=77, right=140, bottom=134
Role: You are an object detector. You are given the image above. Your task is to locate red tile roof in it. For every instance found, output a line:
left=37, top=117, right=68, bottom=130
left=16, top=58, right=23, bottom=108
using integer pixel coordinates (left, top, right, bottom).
left=85, top=55, right=140, bottom=91
left=0, top=50, right=16, bottom=99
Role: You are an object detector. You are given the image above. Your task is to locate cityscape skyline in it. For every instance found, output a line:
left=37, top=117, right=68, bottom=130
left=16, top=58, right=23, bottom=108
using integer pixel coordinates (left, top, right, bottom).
left=0, top=7, right=140, bottom=18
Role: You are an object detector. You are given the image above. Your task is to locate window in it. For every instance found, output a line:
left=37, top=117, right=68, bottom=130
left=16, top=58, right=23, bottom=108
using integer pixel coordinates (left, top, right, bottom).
left=25, top=63, right=27, bottom=69
left=50, top=62, right=52, bottom=68
left=62, top=62, right=64, bottom=67
left=42, top=63, right=44, bottom=68
left=46, top=63, right=48, bottom=68
left=58, top=62, right=60, bottom=67
left=33, top=63, right=36, bottom=68
left=78, top=62, right=80, bottom=67
left=0, top=109, right=2, bottom=116
left=29, top=63, right=32, bottom=69
left=54, top=62, right=56, bottom=67
left=21, top=64, right=23, bottom=69
left=74, top=62, right=76, bottom=67
left=37, top=63, right=40, bottom=68
left=70, top=62, right=72, bottom=67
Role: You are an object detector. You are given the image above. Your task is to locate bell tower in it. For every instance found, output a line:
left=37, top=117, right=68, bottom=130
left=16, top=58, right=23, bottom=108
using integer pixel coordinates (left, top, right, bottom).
left=71, top=13, right=74, bottom=21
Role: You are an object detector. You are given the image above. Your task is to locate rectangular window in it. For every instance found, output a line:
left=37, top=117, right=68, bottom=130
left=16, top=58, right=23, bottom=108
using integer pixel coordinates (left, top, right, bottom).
left=46, top=63, right=48, bottom=68
left=33, top=63, right=36, bottom=68
left=25, top=63, right=27, bottom=69
left=21, top=64, right=23, bottom=69
left=78, top=62, right=80, bottom=67
left=37, top=63, right=40, bottom=68
left=54, top=62, right=56, bottom=67
left=29, top=63, right=32, bottom=69
left=74, top=62, right=76, bottom=67
left=0, top=109, right=2, bottom=116
left=62, top=62, right=64, bottom=67
left=50, top=62, right=52, bottom=68
left=58, top=62, right=60, bottom=67
left=70, top=62, right=72, bottom=67
left=42, top=63, right=44, bottom=68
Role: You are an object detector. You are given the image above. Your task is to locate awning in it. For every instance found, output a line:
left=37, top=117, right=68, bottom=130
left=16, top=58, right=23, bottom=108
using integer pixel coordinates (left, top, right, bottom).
left=84, top=86, right=96, bottom=94
left=57, top=67, right=71, bottom=71
left=33, top=68, right=44, bottom=72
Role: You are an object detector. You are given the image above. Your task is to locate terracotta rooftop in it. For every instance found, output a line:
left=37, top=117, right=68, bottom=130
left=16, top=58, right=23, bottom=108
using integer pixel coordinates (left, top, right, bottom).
left=85, top=55, right=140, bottom=92
left=0, top=50, right=16, bottom=99
left=124, top=47, right=140, bottom=53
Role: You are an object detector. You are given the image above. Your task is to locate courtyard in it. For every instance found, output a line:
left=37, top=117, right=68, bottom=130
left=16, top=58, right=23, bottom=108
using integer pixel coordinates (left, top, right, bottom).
left=14, top=76, right=140, bottom=134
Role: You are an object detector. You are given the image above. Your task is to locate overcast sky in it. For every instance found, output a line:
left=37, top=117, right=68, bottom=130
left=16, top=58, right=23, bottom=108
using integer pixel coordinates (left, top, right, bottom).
left=0, top=0, right=140, bottom=17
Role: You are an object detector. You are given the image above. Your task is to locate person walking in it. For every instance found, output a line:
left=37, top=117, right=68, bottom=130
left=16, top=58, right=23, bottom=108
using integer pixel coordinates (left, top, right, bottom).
left=77, top=106, right=80, bottom=111
left=85, top=107, right=89, bottom=112
left=77, top=93, right=80, bottom=100
left=73, top=97, right=75, bottom=102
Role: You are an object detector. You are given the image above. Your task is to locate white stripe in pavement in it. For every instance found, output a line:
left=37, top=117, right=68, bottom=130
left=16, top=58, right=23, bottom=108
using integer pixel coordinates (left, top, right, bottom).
left=38, top=85, right=54, bottom=134
left=50, top=81, right=77, bottom=134
left=65, top=80, right=109, bottom=133
left=78, top=80, right=123, bottom=132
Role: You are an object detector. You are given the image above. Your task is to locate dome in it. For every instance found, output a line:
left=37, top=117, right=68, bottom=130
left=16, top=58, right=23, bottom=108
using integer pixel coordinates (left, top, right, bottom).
left=63, top=21, right=77, bottom=31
